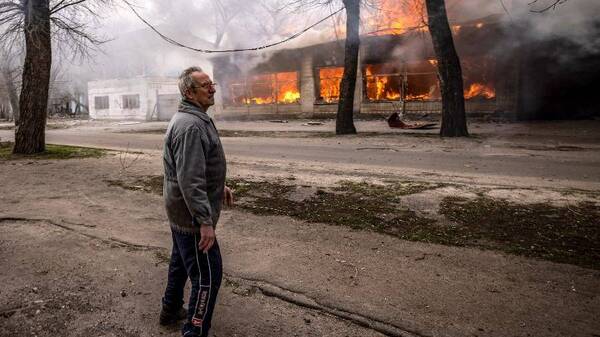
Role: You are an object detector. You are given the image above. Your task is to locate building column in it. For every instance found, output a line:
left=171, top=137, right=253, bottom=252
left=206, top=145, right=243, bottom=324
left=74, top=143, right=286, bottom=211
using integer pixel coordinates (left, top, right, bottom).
left=300, top=53, right=315, bottom=115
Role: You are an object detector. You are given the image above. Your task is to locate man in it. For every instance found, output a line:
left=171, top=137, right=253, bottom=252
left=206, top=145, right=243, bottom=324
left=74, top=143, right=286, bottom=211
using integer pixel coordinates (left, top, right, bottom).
left=160, top=66, right=233, bottom=337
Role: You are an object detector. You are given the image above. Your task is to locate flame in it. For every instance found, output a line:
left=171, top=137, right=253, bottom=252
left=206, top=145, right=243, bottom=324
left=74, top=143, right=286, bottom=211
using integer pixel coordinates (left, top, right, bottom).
left=365, top=65, right=401, bottom=101
left=319, top=67, right=343, bottom=103
left=476, top=22, right=484, bottom=28
left=281, top=90, right=300, bottom=103
left=428, top=59, right=438, bottom=66
left=366, top=0, right=426, bottom=36
left=406, top=93, right=431, bottom=100
left=275, top=72, right=300, bottom=104
left=464, top=83, right=495, bottom=99
left=239, top=72, right=300, bottom=105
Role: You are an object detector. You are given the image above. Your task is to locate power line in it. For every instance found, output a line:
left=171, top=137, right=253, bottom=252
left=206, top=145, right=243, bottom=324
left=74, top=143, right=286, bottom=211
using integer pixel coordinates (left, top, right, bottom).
left=122, top=0, right=344, bottom=54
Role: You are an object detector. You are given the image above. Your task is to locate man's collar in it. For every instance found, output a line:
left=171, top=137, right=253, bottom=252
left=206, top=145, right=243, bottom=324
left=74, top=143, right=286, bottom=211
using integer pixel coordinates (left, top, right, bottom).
left=178, top=99, right=211, bottom=123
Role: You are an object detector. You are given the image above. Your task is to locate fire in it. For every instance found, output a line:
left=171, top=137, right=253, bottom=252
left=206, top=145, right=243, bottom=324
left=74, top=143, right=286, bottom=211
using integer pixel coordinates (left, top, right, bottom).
left=275, top=72, right=300, bottom=104
left=237, top=72, right=300, bottom=105
left=464, top=83, right=495, bottom=99
left=365, top=65, right=401, bottom=101
left=366, top=0, right=426, bottom=35
left=406, top=93, right=431, bottom=100
left=476, top=22, right=484, bottom=28
left=319, top=67, right=343, bottom=103
left=281, top=90, right=300, bottom=103
left=243, top=97, right=273, bottom=105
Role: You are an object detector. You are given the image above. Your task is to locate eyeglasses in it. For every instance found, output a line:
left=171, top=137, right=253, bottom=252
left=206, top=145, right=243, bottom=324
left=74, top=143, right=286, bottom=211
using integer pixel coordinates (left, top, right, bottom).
left=192, top=82, right=218, bottom=89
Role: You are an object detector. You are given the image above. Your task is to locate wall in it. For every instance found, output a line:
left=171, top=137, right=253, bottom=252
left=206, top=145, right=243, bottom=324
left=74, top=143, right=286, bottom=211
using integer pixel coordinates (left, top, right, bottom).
left=88, top=77, right=178, bottom=120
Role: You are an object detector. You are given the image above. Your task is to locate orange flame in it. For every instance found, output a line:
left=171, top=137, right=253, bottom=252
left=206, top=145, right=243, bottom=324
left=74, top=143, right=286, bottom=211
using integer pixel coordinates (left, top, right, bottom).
left=240, top=72, right=300, bottom=105
left=319, top=67, right=343, bottom=103
left=275, top=72, right=300, bottom=104
left=366, top=0, right=426, bottom=36
left=365, top=65, right=401, bottom=101
left=464, top=83, right=495, bottom=99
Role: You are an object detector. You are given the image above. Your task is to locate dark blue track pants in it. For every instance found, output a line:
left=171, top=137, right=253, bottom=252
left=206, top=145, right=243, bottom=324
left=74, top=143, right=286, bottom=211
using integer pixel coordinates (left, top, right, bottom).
left=162, top=230, right=222, bottom=337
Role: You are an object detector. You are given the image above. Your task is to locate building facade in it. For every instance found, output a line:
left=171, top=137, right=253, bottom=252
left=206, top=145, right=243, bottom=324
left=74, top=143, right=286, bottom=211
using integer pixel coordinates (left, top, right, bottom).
left=88, top=77, right=180, bottom=120
left=210, top=17, right=518, bottom=120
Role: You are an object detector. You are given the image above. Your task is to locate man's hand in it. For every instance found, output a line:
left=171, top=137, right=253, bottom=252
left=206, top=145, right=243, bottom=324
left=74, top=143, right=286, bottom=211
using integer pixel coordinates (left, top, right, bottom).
left=198, top=224, right=215, bottom=253
left=223, top=185, right=234, bottom=207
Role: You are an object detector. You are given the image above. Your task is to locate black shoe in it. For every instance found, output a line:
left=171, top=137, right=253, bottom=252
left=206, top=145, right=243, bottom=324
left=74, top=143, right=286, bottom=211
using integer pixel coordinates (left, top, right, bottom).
left=159, top=306, right=187, bottom=326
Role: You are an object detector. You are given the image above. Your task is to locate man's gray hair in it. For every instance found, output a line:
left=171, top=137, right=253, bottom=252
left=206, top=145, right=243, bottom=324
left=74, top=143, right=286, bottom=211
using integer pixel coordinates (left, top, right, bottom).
left=178, top=66, right=203, bottom=97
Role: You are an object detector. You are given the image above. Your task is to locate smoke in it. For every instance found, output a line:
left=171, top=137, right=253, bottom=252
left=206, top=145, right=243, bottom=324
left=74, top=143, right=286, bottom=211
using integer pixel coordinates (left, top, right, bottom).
left=47, top=0, right=599, bottom=87
left=446, top=0, right=600, bottom=56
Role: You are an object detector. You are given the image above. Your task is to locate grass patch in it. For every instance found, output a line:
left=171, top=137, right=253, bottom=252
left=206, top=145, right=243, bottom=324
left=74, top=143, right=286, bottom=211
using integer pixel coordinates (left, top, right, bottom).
left=0, top=142, right=105, bottom=160
left=108, top=175, right=600, bottom=269
left=439, top=196, right=600, bottom=269
left=227, top=178, right=441, bottom=236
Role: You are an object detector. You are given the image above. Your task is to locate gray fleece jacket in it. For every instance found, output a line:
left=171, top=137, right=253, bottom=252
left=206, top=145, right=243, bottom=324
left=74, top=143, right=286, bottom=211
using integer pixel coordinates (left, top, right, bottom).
left=163, top=99, right=226, bottom=234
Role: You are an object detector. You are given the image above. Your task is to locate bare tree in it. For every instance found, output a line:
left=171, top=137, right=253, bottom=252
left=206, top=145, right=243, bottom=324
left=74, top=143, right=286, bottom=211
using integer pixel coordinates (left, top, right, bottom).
left=528, top=0, right=568, bottom=13
left=0, top=0, right=111, bottom=154
left=336, top=0, right=359, bottom=134
left=251, top=0, right=296, bottom=42
left=0, top=45, right=22, bottom=123
left=425, top=0, right=468, bottom=137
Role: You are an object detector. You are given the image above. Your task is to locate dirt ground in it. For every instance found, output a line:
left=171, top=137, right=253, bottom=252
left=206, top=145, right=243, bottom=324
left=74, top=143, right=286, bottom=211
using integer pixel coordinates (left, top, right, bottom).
left=1, top=120, right=599, bottom=337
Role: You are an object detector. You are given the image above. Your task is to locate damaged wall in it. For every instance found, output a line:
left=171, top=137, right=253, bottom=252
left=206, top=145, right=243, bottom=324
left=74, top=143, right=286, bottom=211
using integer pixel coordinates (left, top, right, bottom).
left=211, top=17, right=517, bottom=120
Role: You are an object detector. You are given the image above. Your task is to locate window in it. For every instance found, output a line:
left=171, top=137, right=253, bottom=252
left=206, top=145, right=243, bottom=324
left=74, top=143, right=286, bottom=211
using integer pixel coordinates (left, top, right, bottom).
left=122, top=94, right=140, bottom=109
left=364, top=64, right=402, bottom=101
left=405, top=60, right=440, bottom=101
left=224, top=72, right=300, bottom=105
left=94, top=96, right=109, bottom=110
left=318, top=67, right=343, bottom=103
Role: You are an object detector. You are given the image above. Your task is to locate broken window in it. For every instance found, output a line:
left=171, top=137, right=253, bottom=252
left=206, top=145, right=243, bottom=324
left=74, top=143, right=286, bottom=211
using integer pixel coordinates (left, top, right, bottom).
left=246, top=74, right=275, bottom=105
left=224, top=72, right=300, bottom=105
left=318, top=67, right=343, bottom=103
left=462, top=56, right=496, bottom=100
left=364, top=64, right=402, bottom=101
left=275, top=72, right=300, bottom=104
left=405, top=60, right=440, bottom=100
left=122, top=94, right=140, bottom=109
left=94, top=96, right=109, bottom=110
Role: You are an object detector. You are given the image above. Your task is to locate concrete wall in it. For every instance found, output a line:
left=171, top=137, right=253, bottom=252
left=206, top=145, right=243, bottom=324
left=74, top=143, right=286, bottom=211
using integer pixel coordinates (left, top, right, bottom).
left=88, top=77, right=178, bottom=120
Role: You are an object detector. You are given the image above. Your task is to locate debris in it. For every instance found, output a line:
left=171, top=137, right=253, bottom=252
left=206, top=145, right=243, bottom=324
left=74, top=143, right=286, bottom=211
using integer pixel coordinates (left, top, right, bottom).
left=302, top=121, right=323, bottom=126
left=120, top=290, right=127, bottom=297
left=269, top=120, right=288, bottom=123
left=387, top=112, right=436, bottom=129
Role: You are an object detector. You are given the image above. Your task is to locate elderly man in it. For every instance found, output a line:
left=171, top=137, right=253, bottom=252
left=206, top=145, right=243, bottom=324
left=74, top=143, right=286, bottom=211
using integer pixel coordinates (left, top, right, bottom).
left=160, top=66, right=233, bottom=337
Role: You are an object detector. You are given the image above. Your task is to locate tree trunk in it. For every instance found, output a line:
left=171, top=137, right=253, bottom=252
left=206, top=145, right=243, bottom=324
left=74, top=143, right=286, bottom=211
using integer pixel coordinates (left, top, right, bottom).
left=425, top=0, right=469, bottom=137
left=1, top=68, right=20, bottom=124
left=336, top=0, right=359, bottom=135
left=13, top=0, right=52, bottom=154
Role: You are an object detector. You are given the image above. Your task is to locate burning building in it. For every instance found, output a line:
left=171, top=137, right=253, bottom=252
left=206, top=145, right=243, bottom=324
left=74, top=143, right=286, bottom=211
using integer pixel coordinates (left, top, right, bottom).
left=210, top=14, right=518, bottom=119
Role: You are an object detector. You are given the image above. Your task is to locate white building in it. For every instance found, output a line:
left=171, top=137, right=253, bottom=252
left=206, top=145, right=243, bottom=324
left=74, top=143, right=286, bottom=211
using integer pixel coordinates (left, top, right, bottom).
left=88, top=77, right=180, bottom=120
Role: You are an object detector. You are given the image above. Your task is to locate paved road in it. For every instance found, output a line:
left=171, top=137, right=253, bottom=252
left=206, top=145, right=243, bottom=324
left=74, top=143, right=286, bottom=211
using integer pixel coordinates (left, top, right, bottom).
left=2, top=124, right=600, bottom=189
